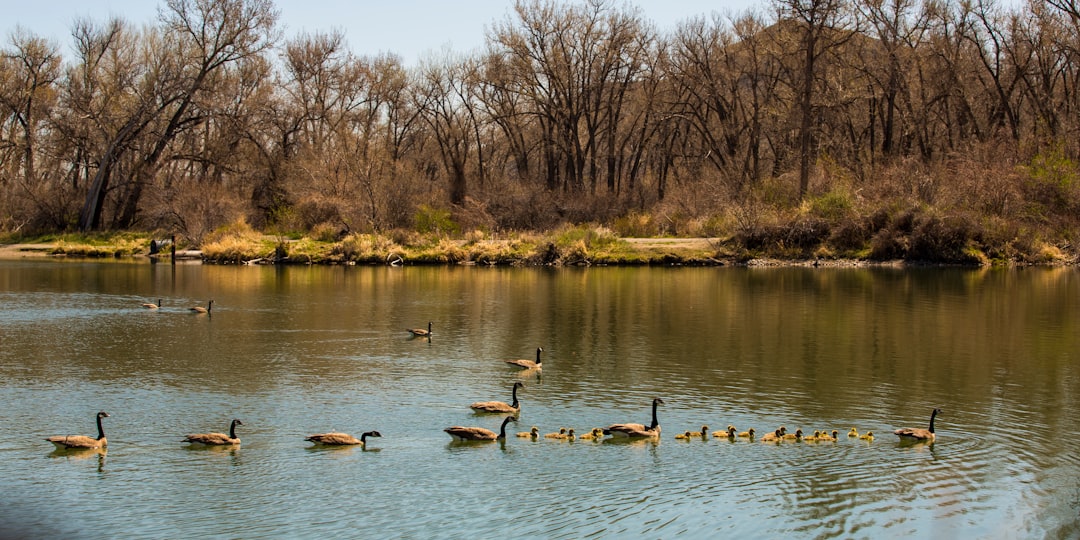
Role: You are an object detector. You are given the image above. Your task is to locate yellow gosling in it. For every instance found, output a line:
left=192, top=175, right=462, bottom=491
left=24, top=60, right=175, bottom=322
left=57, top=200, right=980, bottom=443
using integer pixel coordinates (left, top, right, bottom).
left=516, top=426, right=540, bottom=438
left=848, top=427, right=859, bottom=438
left=760, top=429, right=782, bottom=443
left=782, top=429, right=804, bottom=441
left=859, top=431, right=875, bottom=441
left=578, top=428, right=604, bottom=440
left=544, top=428, right=568, bottom=439
left=738, top=428, right=755, bottom=439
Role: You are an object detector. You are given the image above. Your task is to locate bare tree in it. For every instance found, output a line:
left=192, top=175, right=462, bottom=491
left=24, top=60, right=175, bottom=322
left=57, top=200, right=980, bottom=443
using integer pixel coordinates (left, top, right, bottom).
left=77, top=0, right=278, bottom=231
left=775, top=0, right=858, bottom=199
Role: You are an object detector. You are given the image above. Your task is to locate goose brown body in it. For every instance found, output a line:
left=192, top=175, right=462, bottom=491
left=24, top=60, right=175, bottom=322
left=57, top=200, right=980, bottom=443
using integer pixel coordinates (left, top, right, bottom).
left=407, top=322, right=432, bottom=337
left=141, top=299, right=161, bottom=309
left=190, top=300, right=213, bottom=314
left=47, top=411, right=109, bottom=449
left=505, top=347, right=543, bottom=370
left=445, top=416, right=516, bottom=442
left=470, top=382, right=524, bottom=414
left=306, top=430, right=382, bottom=447
left=894, top=408, right=941, bottom=441
left=604, top=398, right=664, bottom=438
left=183, top=419, right=243, bottom=445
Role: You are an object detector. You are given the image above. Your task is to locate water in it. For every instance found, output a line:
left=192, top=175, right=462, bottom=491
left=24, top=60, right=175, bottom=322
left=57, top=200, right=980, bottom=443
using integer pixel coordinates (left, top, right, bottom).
left=0, top=260, right=1077, bottom=539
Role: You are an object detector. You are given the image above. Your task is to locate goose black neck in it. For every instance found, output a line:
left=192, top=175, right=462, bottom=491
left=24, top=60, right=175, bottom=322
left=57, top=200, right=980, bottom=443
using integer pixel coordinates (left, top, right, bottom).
left=498, top=416, right=514, bottom=439
left=650, top=400, right=660, bottom=429
left=229, top=420, right=239, bottom=439
left=96, top=414, right=106, bottom=440
left=361, top=433, right=369, bottom=444
left=535, top=348, right=542, bottom=365
left=511, top=385, right=520, bottom=408
left=928, top=409, right=939, bottom=433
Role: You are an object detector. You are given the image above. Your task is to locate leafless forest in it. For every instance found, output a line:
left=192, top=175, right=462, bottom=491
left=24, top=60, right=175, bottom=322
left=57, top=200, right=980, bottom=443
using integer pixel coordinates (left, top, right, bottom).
left=2, top=0, right=1079, bottom=261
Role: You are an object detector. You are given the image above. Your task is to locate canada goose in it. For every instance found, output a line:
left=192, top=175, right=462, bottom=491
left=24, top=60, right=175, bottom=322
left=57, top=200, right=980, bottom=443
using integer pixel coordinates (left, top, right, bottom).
left=818, top=430, right=838, bottom=442
left=407, top=322, right=432, bottom=337
left=563, top=428, right=577, bottom=441
left=803, top=430, right=821, bottom=442
left=470, top=382, right=524, bottom=414
left=183, top=419, right=243, bottom=446
left=894, top=408, right=941, bottom=442
left=516, top=426, right=540, bottom=438
left=544, top=428, right=568, bottom=439
left=760, top=429, right=782, bottom=443
left=674, top=431, right=694, bottom=440
left=848, top=427, right=859, bottom=438
left=505, top=347, right=543, bottom=370
left=445, top=416, right=517, bottom=442
left=603, top=397, right=664, bottom=438
left=782, top=429, right=804, bottom=441
left=190, top=300, right=213, bottom=314
left=305, top=430, right=382, bottom=448
left=859, top=431, right=875, bottom=441
left=46, top=411, right=109, bottom=449
left=141, top=299, right=161, bottom=309
left=738, top=428, right=756, bottom=439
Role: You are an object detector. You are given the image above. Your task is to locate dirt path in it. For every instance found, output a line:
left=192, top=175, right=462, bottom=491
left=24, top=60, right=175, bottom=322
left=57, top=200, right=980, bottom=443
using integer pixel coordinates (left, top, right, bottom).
left=0, top=244, right=54, bottom=259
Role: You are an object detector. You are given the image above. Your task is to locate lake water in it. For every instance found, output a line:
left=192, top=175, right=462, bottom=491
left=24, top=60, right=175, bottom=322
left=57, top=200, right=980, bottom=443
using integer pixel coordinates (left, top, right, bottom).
left=0, top=259, right=1077, bottom=539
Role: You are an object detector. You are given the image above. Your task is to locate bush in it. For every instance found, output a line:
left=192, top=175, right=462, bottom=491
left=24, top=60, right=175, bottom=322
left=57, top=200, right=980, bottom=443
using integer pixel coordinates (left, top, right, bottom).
left=414, top=204, right=460, bottom=236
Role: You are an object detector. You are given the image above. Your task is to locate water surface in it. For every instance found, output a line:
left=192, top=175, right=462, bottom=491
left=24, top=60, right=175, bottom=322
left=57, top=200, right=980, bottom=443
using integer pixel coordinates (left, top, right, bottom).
left=0, top=260, right=1077, bottom=538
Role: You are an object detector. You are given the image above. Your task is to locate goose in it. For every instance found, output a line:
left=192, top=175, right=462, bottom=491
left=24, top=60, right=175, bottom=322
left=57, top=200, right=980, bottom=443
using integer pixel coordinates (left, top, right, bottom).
left=894, top=408, right=941, bottom=442
left=603, top=397, right=664, bottom=439
left=470, top=382, right=524, bottom=414
left=859, top=431, right=875, bottom=441
left=544, top=428, right=568, bottom=439
left=738, top=428, right=756, bottom=439
left=516, top=426, right=540, bottom=439
left=445, top=416, right=516, bottom=442
left=818, top=430, right=838, bottom=442
left=505, top=347, right=543, bottom=370
left=141, top=299, right=161, bottom=309
left=674, top=430, right=695, bottom=440
left=562, top=428, right=577, bottom=441
left=848, top=427, right=859, bottom=438
left=305, top=430, right=382, bottom=448
left=46, top=411, right=109, bottom=449
left=760, top=429, right=782, bottom=443
left=190, top=300, right=213, bottom=314
left=183, top=419, right=243, bottom=446
left=407, top=322, right=432, bottom=337
left=803, top=430, right=822, bottom=442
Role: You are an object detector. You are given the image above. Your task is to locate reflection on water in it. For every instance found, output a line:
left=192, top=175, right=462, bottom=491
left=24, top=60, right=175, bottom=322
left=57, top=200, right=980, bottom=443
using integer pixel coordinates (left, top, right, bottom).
left=0, top=261, right=1078, bottom=538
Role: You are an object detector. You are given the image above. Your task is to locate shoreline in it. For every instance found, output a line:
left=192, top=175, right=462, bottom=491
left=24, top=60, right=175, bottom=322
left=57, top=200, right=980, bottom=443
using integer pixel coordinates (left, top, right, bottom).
left=0, top=240, right=1015, bottom=268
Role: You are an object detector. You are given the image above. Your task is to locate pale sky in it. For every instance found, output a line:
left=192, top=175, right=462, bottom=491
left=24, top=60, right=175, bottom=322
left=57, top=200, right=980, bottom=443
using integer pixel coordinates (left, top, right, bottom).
left=4, top=0, right=761, bottom=64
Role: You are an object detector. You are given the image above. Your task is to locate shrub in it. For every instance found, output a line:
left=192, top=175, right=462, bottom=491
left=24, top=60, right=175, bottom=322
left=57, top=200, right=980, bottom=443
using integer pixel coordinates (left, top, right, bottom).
left=809, top=189, right=856, bottom=221
left=414, top=204, right=460, bottom=236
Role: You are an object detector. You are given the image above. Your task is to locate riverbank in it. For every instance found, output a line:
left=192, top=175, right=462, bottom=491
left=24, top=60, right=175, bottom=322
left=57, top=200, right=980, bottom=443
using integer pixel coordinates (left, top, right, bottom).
left=0, top=234, right=1045, bottom=267
left=1, top=222, right=1075, bottom=267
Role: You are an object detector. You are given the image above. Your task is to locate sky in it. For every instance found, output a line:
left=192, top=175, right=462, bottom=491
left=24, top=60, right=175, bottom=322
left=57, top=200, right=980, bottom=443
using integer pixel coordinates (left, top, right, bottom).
left=5, top=0, right=759, bottom=65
